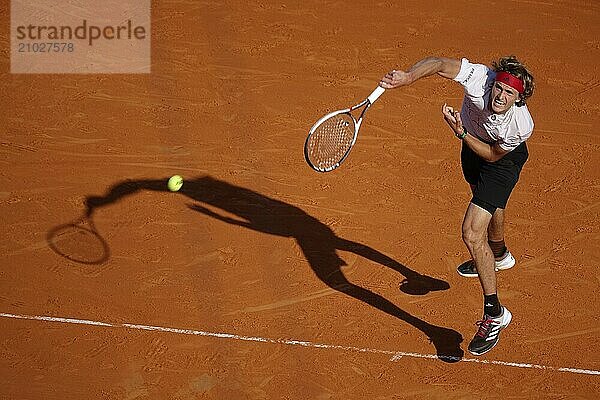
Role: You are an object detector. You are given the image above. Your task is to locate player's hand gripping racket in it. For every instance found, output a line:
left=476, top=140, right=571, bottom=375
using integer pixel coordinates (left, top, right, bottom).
left=304, top=86, right=385, bottom=172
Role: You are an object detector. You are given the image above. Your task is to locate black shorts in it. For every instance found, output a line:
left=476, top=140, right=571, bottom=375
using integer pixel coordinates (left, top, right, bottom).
left=461, top=141, right=529, bottom=215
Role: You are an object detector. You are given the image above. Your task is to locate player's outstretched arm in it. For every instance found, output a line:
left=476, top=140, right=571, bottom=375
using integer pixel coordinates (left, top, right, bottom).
left=379, top=57, right=461, bottom=89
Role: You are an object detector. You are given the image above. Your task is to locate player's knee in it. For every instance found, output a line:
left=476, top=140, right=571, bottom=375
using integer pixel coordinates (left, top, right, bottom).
left=462, top=225, right=485, bottom=250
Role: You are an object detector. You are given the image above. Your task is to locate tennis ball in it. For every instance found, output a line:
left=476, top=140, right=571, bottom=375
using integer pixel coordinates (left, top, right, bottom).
left=167, top=175, right=183, bottom=192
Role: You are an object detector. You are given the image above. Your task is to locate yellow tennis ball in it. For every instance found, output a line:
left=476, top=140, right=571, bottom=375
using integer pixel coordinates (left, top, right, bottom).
left=167, top=175, right=183, bottom=192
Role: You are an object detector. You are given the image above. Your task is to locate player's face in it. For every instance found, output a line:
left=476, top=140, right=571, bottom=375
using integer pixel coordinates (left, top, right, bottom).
left=490, top=81, right=520, bottom=114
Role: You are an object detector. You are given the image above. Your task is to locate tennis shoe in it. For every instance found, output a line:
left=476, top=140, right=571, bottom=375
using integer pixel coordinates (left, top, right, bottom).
left=457, top=251, right=515, bottom=278
left=468, top=306, right=512, bottom=356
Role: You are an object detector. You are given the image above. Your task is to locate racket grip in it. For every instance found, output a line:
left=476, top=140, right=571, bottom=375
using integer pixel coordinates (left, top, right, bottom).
left=367, top=86, right=386, bottom=104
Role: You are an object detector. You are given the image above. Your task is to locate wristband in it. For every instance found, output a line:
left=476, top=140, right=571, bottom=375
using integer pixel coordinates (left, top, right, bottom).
left=456, top=127, right=467, bottom=140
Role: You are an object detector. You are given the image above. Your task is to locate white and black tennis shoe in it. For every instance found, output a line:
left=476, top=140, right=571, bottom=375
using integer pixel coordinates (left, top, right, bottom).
left=457, top=251, right=516, bottom=278
left=468, top=306, right=512, bottom=356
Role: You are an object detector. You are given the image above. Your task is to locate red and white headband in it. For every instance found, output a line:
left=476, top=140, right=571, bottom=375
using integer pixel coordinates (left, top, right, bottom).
left=495, top=71, right=524, bottom=94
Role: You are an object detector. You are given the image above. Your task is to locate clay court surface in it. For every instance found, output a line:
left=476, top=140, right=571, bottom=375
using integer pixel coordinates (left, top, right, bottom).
left=1, top=0, right=600, bottom=398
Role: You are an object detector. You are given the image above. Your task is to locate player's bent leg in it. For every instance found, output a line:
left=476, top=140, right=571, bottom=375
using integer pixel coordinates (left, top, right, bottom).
left=458, top=207, right=515, bottom=277
left=461, top=146, right=526, bottom=278
left=488, top=208, right=516, bottom=270
left=488, top=208, right=504, bottom=241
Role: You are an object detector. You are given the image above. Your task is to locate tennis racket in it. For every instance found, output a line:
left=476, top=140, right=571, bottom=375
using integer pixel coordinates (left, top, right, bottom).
left=304, top=85, right=385, bottom=172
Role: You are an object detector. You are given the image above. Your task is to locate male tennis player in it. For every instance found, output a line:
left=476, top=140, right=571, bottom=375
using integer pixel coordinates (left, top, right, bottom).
left=379, top=56, right=534, bottom=355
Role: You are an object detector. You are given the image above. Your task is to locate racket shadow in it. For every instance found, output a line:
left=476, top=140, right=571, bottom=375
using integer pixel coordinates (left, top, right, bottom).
left=47, top=216, right=110, bottom=265
left=84, top=175, right=463, bottom=362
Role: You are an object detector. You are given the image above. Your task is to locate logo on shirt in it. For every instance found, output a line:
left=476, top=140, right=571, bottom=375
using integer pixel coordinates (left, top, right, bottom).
left=461, top=67, right=475, bottom=84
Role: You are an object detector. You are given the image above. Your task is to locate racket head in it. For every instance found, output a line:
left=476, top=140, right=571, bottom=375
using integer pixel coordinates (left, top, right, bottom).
left=304, top=111, right=358, bottom=172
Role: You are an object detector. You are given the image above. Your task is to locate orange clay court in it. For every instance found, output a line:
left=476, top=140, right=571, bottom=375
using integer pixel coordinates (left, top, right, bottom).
left=1, top=0, right=599, bottom=398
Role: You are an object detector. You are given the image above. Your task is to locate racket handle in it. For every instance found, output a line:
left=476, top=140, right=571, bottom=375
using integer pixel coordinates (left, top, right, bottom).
left=367, top=86, right=386, bottom=104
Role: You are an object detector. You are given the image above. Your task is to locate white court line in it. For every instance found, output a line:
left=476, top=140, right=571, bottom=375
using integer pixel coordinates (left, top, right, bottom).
left=1, top=312, right=599, bottom=376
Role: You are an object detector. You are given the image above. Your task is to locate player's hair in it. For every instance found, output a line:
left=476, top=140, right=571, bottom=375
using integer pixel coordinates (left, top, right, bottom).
left=492, top=56, right=534, bottom=106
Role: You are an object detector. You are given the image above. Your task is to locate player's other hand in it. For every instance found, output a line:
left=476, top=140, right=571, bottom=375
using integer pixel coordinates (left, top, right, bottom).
left=441, top=103, right=463, bottom=136
left=379, top=69, right=412, bottom=89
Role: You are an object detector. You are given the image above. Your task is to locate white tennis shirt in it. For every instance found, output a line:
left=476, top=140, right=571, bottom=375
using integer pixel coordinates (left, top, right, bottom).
left=454, top=58, right=534, bottom=151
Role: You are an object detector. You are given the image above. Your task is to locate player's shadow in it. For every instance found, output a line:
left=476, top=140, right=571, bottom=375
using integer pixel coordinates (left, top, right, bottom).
left=84, top=175, right=463, bottom=361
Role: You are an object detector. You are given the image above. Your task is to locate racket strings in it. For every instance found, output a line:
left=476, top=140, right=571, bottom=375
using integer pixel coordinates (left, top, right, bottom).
left=306, top=114, right=356, bottom=171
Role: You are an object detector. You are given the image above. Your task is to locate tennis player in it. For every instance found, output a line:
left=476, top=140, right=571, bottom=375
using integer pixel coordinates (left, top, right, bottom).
left=379, top=56, right=534, bottom=355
